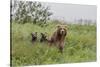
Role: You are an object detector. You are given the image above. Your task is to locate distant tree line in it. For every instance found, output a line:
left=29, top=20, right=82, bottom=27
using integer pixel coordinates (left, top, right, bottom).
left=11, top=0, right=53, bottom=25
left=74, top=18, right=96, bottom=25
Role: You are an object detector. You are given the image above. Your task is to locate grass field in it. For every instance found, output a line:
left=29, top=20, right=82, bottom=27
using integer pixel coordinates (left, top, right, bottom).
left=11, top=22, right=96, bottom=66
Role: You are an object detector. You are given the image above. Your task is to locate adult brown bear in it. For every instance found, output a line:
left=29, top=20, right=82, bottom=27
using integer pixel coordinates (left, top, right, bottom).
left=48, top=25, right=68, bottom=53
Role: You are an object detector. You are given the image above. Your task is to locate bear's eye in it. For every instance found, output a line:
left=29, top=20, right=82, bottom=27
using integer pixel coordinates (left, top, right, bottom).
left=58, top=28, right=61, bottom=30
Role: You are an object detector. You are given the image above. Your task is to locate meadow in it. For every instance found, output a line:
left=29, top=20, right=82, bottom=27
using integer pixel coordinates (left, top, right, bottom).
left=11, top=22, right=96, bottom=66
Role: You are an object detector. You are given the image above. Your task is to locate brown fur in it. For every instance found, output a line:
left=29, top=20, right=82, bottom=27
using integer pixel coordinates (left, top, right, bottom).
left=48, top=25, right=67, bottom=53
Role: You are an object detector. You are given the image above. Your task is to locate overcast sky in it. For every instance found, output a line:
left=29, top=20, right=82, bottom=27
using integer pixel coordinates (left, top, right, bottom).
left=42, top=2, right=97, bottom=22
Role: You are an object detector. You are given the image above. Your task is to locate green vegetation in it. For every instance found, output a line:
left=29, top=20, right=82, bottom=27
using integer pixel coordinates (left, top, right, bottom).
left=12, top=1, right=52, bottom=24
left=11, top=22, right=96, bottom=66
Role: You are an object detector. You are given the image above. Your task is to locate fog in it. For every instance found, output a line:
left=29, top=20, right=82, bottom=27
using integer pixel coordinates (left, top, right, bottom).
left=42, top=2, right=97, bottom=23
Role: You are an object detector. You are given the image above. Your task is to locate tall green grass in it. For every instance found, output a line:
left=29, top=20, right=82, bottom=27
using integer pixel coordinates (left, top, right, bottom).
left=11, top=22, right=96, bottom=66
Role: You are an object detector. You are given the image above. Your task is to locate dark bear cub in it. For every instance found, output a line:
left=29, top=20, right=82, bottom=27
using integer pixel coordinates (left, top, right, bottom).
left=40, top=32, right=48, bottom=42
left=31, top=32, right=37, bottom=43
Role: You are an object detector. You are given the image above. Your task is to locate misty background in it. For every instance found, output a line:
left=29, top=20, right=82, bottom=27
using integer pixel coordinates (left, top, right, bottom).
left=42, top=2, right=97, bottom=24
left=11, top=0, right=97, bottom=25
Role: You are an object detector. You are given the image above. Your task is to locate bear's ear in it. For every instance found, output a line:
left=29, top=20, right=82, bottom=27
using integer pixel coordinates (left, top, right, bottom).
left=63, top=25, right=67, bottom=28
left=64, top=25, right=67, bottom=28
left=56, top=24, right=61, bottom=28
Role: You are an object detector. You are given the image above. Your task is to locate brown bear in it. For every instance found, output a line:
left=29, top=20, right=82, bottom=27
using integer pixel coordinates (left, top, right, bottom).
left=48, top=24, right=67, bottom=53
